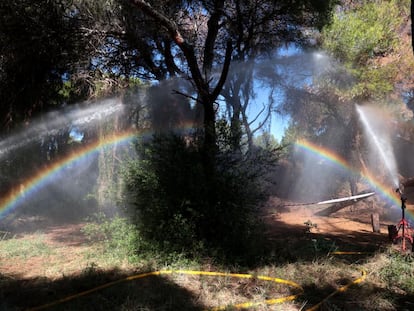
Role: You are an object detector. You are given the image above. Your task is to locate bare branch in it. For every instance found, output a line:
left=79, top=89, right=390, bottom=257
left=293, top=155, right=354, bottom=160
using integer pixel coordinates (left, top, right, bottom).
left=172, top=89, right=200, bottom=104
left=248, top=104, right=266, bottom=126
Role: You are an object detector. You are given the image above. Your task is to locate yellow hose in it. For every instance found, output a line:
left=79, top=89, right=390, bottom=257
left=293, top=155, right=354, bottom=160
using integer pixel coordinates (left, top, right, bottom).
left=27, top=252, right=370, bottom=310
left=330, top=251, right=371, bottom=255
left=306, top=269, right=367, bottom=311
left=27, top=270, right=304, bottom=311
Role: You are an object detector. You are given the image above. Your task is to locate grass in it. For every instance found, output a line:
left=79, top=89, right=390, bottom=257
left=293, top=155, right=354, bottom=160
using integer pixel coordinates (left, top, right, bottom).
left=1, top=219, right=414, bottom=310
left=0, top=232, right=54, bottom=259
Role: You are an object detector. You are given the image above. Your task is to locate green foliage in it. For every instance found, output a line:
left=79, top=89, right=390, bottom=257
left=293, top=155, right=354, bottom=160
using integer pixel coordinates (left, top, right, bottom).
left=0, top=233, right=53, bottom=259
left=320, top=0, right=407, bottom=100
left=216, top=117, right=236, bottom=152
left=348, top=64, right=396, bottom=99
left=122, top=135, right=205, bottom=257
left=253, top=132, right=280, bottom=151
left=304, top=220, right=318, bottom=233
left=57, top=81, right=73, bottom=100
left=323, top=1, right=404, bottom=64
left=0, top=0, right=94, bottom=125
left=379, top=251, right=414, bottom=293
left=123, top=132, right=271, bottom=264
left=310, top=238, right=338, bottom=254
left=82, top=213, right=141, bottom=263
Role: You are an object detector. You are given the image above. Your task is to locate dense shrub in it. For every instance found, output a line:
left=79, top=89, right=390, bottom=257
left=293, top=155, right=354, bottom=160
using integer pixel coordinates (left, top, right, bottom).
left=123, top=132, right=273, bottom=264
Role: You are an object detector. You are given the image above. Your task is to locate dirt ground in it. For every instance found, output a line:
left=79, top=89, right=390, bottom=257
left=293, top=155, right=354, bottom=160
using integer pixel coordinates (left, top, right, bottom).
left=263, top=194, right=412, bottom=253
left=0, top=223, right=93, bottom=279
left=2, top=195, right=414, bottom=311
left=1, top=195, right=408, bottom=279
left=268, top=201, right=393, bottom=234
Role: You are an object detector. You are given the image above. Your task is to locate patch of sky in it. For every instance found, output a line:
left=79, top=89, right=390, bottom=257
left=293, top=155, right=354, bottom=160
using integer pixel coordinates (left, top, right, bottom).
left=69, top=127, right=84, bottom=142
left=249, top=43, right=311, bottom=141
left=249, top=44, right=334, bottom=141
left=61, top=72, right=70, bottom=82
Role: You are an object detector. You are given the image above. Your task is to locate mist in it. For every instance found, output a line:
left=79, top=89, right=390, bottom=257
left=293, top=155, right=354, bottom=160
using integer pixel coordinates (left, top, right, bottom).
left=1, top=44, right=412, bottom=233
left=0, top=98, right=124, bottom=159
left=0, top=97, right=136, bottom=231
left=267, top=46, right=410, bottom=207
left=0, top=78, right=203, bottom=233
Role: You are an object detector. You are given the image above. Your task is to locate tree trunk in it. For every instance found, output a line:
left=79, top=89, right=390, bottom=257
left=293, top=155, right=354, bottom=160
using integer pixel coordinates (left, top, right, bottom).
left=200, top=95, right=218, bottom=207
left=129, top=0, right=232, bottom=206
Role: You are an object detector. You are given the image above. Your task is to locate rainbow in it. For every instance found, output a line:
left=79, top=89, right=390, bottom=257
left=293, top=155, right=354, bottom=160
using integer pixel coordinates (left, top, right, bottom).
left=0, top=130, right=138, bottom=219
left=0, top=120, right=200, bottom=220
left=0, top=133, right=406, bottom=220
left=295, top=139, right=403, bottom=212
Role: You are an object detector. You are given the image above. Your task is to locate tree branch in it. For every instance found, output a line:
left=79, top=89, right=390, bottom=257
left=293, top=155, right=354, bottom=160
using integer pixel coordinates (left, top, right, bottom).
left=129, top=0, right=184, bottom=45
left=211, top=40, right=233, bottom=102
left=172, top=89, right=200, bottom=104
left=203, top=1, right=224, bottom=73
left=129, top=0, right=207, bottom=99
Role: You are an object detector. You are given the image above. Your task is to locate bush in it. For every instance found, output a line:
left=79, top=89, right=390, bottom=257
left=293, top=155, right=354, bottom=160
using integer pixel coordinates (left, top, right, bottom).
left=122, top=132, right=272, bottom=264
left=82, top=213, right=141, bottom=263
left=122, top=135, right=205, bottom=253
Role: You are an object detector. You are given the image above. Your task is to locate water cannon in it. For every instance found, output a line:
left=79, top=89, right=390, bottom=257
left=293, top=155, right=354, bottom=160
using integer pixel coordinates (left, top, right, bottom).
left=388, top=185, right=413, bottom=252
left=395, top=187, right=407, bottom=206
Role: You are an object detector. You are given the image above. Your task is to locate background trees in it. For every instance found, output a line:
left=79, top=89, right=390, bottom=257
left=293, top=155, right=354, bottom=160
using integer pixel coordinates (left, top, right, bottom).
left=4, top=0, right=414, bottom=260
left=0, top=1, right=86, bottom=129
left=274, top=0, right=414, bottom=200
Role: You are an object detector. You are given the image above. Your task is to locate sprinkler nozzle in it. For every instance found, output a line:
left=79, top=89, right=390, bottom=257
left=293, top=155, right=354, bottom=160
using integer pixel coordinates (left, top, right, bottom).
left=396, top=188, right=408, bottom=204
left=396, top=186, right=404, bottom=195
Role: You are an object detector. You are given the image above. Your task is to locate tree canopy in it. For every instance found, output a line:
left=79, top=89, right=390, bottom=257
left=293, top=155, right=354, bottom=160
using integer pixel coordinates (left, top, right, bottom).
left=0, top=0, right=337, bottom=129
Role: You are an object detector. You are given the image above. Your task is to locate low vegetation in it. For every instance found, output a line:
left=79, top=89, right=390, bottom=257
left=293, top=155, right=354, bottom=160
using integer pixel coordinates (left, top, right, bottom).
left=1, top=215, right=414, bottom=310
left=0, top=232, right=53, bottom=259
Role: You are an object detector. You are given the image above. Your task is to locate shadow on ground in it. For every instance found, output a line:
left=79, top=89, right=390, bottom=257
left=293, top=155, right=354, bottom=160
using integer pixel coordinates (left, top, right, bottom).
left=0, top=269, right=205, bottom=311
left=0, top=200, right=408, bottom=311
left=298, top=280, right=414, bottom=311
left=0, top=218, right=412, bottom=311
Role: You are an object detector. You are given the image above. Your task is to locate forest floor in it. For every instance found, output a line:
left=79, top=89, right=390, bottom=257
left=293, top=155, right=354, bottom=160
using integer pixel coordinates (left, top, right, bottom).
left=1, top=197, right=414, bottom=310
left=1, top=198, right=397, bottom=279
left=264, top=196, right=398, bottom=247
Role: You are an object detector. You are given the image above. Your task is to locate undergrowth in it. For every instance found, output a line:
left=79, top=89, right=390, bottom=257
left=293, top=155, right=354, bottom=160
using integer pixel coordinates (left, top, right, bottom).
left=82, top=212, right=142, bottom=264
left=378, top=250, right=414, bottom=293
left=122, top=132, right=276, bottom=267
left=0, top=232, right=53, bottom=259
left=81, top=213, right=201, bottom=268
left=3, top=221, right=414, bottom=311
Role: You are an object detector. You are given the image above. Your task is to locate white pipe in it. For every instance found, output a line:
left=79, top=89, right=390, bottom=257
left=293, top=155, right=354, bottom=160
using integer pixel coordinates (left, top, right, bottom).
left=316, top=192, right=376, bottom=205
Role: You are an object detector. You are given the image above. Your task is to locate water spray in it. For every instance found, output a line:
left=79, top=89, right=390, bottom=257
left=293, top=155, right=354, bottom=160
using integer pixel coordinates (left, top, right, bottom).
left=0, top=98, right=123, bottom=159
left=356, top=105, right=399, bottom=188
